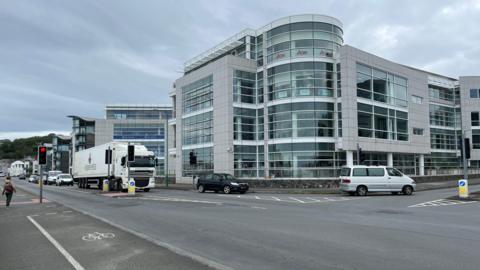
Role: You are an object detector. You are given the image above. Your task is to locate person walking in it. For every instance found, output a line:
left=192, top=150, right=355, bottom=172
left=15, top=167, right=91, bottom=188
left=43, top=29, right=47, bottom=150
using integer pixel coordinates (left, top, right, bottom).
left=2, top=176, right=16, bottom=208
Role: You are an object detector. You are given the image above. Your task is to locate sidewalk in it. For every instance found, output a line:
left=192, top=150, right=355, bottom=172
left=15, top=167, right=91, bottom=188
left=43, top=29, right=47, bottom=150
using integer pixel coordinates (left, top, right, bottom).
left=155, top=178, right=480, bottom=194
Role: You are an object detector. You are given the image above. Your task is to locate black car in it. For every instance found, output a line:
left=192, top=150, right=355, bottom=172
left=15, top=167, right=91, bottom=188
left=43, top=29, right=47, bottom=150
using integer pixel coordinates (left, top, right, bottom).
left=196, top=173, right=249, bottom=194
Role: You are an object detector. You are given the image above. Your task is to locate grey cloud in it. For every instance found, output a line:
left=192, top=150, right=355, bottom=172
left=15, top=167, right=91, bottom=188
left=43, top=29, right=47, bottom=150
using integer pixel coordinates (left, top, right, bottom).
left=1, top=0, right=480, bottom=137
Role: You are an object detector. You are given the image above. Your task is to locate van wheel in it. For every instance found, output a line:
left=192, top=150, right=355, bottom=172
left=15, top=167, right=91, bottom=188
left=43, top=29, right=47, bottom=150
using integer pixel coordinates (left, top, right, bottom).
left=356, top=185, right=368, bottom=196
left=223, top=185, right=231, bottom=194
left=402, top=186, right=413, bottom=196
left=391, top=192, right=399, bottom=195
left=198, top=185, right=205, bottom=193
left=144, top=188, right=150, bottom=192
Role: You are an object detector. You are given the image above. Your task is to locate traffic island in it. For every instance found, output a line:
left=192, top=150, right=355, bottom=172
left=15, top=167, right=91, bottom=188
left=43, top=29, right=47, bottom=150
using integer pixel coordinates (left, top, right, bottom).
left=100, top=192, right=143, bottom=198
left=446, top=191, right=480, bottom=202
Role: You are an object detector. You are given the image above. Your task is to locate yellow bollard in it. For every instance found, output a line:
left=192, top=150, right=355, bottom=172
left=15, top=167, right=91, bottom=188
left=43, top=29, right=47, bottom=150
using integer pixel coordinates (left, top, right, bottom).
left=458, top=179, right=469, bottom=198
left=103, top=179, right=109, bottom=192
left=128, top=179, right=135, bottom=194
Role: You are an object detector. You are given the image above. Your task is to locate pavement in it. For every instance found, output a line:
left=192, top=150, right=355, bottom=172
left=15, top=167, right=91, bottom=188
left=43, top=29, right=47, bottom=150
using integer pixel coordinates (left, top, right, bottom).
left=0, top=178, right=212, bottom=270
left=8, top=176, right=480, bottom=270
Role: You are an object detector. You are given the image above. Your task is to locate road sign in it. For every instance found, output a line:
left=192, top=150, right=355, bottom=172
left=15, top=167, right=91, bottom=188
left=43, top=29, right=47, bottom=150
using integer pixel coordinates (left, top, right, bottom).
left=128, top=179, right=135, bottom=194
left=458, top=179, right=469, bottom=198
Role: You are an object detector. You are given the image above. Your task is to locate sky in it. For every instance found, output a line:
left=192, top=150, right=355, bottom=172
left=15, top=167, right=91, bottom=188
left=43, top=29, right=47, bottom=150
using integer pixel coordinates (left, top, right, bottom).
left=1, top=0, right=480, bottom=140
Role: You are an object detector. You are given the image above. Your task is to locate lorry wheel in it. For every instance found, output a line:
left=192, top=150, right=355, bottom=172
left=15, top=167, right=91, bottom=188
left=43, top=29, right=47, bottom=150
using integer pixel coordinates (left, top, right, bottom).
left=144, top=188, right=150, bottom=192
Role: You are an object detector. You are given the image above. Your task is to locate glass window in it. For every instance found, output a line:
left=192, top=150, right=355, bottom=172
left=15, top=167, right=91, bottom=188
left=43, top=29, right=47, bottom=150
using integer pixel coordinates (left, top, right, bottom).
left=353, top=168, right=368, bottom=176
left=471, top=89, right=479, bottom=98
left=368, top=168, right=385, bottom=176
left=413, top=128, right=424, bottom=135
left=411, top=95, right=423, bottom=104
left=386, top=168, right=403, bottom=176
left=472, top=112, right=480, bottom=126
left=340, top=168, right=351, bottom=176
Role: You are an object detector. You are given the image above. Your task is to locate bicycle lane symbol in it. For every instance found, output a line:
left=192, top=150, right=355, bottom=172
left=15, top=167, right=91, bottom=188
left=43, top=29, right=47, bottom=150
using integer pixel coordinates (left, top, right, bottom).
left=82, top=232, right=116, bottom=241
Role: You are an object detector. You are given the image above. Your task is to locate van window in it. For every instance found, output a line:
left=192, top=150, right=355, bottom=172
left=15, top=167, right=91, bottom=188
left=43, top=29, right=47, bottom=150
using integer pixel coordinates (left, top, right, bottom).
left=352, top=168, right=368, bottom=176
left=367, top=168, right=384, bottom=176
left=387, top=168, right=403, bottom=176
left=340, top=168, right=351, bottom=176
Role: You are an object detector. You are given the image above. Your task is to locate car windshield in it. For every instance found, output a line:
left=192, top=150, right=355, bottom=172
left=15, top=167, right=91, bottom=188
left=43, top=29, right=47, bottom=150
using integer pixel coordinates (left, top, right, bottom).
left=59, top=175, right=71, bottom=179
left=48, top=171, right=62, bottom=177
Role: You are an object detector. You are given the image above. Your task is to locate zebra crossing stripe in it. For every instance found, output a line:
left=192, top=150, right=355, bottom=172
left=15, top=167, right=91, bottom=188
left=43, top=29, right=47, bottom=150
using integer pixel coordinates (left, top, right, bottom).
left=409, top=199, right=476, bottom=208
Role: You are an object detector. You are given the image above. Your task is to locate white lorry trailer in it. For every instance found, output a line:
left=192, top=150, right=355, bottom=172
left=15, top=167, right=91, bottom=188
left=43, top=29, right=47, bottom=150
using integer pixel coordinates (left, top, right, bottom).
left=72, top=142, right=156, bottom=192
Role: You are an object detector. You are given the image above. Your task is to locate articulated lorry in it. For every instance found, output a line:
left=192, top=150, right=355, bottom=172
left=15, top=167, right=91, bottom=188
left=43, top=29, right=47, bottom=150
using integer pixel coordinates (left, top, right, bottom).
left=72, top=142, right=156, bottom=192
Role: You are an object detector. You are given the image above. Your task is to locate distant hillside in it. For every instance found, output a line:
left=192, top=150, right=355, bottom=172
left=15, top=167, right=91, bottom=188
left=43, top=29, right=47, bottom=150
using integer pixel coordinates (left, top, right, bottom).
left=0, top=134, right=55, bottom=160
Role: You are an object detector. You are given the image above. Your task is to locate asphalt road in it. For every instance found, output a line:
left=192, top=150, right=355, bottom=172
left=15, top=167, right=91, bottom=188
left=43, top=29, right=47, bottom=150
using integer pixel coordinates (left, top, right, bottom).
left=9, top=178, right=480, bottom=270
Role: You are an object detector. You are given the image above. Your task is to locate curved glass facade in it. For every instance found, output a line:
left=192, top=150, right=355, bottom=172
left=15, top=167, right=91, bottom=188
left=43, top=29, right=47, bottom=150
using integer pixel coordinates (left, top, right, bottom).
left=266, top=22, right=343, bottom=64
left=260, top=20, right=343, bottom=179
left=267, top=62, right=335, bottom=101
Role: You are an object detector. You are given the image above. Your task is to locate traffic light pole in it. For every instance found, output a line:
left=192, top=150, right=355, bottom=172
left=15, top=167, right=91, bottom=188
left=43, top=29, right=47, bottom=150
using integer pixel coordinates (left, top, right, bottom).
left=39, top=164, right=43, bottom=204
left=462, top=131, right=468, bottom=180
left=356, top=143, right=360, bottom=165
left=165, top=122, right=169, bottom=188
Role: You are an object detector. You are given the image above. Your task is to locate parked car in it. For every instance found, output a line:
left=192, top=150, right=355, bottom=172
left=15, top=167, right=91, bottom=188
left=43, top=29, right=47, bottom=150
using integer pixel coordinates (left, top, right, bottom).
left=0, top=171, right=5, bottom=177
left=196, top=173, right=249, bottom=194
left=28, top=175, right=39, bottom=183
left=56, top=174, right=74, bottom=186
left=19, top=174, right=26, bottom=180
left=339, top=166, right=416, bottom=196
left=47, top=170, right=62, bottom=185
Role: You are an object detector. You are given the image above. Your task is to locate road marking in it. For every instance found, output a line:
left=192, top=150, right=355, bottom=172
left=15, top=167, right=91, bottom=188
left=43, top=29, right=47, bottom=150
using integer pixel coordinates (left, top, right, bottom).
left=82, top=232, right=115, bottom=241
left=288, top=197, right=306, bottom=203
left=409, top=199, right=477, bottom=208
left=251, top=206, right=267, bottom=210
left=121, top=196, right=223, bottom=205
left=46, top=212, right=57, bottom=215
left=27, top=216, right=85, bottom=270
left=218, top=194, right=365, bottom=204
left=63, top=211, right=73, bottom=214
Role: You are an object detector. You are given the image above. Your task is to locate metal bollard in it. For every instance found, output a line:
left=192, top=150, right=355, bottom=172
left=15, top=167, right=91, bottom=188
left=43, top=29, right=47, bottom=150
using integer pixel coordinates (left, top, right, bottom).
left=103, top=179, right=109, bottom=192
left=128, top=179, right=135, bottom=194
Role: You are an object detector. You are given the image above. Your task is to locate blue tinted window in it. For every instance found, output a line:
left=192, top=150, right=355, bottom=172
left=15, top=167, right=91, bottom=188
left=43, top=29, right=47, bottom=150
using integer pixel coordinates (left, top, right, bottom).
left=471, top=89, right=479, bottom=98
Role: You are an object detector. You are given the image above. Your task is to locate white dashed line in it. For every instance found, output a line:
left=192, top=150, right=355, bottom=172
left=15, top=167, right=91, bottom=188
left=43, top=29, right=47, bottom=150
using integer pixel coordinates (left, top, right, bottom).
left=45, top=212, right=57, bottom=215
left=251, top=206, right=267, bottom=210
left=288, top=197, right=306, bottom=203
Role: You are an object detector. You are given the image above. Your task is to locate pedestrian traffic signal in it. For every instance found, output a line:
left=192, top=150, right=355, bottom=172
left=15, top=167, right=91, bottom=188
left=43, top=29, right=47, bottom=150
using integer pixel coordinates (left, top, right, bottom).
left=189, top=151, right=197, bottom=165
left=38, top=146, right=47, bottom=165
left=128, top=145, right=135, bottom=162
left=105, top=149, right=112, bottom=164
left=465, top=138, right=471, bottom=160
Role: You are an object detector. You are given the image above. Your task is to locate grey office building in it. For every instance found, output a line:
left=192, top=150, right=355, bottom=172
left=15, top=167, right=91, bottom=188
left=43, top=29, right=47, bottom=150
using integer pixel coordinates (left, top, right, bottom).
left=69, top=104, right=174, bottom=175
left=170, top=14, right=480, bottom=183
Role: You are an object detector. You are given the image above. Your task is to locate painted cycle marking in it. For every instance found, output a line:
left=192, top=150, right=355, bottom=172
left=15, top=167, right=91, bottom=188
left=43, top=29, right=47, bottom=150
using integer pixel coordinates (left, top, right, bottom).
left=81, top=232, right=115, bottom=241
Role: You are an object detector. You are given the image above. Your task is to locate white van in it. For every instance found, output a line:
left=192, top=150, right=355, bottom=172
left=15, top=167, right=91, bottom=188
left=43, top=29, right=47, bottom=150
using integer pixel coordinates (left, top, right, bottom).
left=339, top=166, right=416, bottom=196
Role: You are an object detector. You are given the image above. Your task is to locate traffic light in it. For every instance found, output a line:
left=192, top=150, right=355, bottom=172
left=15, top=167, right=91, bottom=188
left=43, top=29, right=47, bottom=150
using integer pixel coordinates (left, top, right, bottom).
left=128, top=145, right=135, bottom=162
left=465, top=138, right=471, bottom=160
left=38, top=146, right=47, bottom=165
left=189, top=151, right=197, bottom=165
left=358, top=148, right=366, bottom=163
left=105, top=149, right=112, bottom=164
